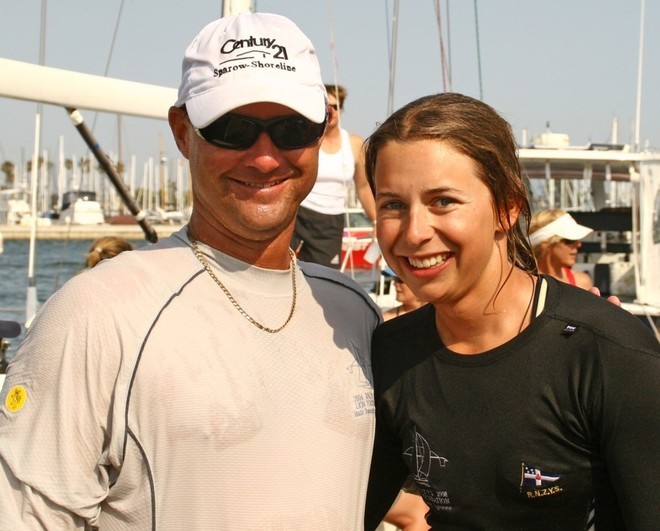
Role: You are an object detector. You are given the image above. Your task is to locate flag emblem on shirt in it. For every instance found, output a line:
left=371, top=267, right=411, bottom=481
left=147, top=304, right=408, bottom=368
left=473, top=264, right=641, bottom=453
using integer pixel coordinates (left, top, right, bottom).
left=521, top=463, right=560, bottom=487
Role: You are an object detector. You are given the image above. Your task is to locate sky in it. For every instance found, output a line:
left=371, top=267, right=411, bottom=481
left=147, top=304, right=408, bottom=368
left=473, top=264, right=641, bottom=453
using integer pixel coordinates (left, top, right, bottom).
left=1, top=0, right=659, bottom=185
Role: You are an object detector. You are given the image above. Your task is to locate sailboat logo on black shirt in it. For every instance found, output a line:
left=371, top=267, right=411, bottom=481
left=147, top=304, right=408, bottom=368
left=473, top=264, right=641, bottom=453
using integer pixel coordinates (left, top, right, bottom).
left=403, top=428, right=448, bottom=486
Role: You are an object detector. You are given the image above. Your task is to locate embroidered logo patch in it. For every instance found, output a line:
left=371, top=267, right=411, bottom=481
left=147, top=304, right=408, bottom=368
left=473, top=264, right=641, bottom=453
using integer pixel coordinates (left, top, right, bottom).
left=5, top=385, right=27, bottom=412
left=404, top=428, right=453, bottom=512
left=404, top=429, right=449, bottom=486
left=520, top=463, right=563, bottom=498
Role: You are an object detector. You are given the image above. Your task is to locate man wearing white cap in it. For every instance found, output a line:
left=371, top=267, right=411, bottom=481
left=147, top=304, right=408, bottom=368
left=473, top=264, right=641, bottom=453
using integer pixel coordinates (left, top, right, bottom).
left=529, top=209, right=594, bottom=289
left=0, top=13, right=380, bottom=529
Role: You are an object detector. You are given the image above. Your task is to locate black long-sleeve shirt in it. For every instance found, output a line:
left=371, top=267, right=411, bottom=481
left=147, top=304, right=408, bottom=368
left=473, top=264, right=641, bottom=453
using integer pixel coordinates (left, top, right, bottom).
left=366, top=276, right=660, bottom=530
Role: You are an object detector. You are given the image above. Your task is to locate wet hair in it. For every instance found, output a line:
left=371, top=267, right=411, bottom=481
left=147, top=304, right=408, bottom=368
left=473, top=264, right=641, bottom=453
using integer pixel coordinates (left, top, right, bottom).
left=324, top=83, right=347, bottom=109
left=86, top=236, right=133, bottom=269
left=364, top=92, right=536, bottom=274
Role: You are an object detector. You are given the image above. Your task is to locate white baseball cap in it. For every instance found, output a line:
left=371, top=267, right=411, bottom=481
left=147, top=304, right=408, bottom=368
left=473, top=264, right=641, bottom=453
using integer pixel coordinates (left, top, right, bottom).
left=175, top=12, right=327, bottom=128
left=529, top=213, right=593, bottom=246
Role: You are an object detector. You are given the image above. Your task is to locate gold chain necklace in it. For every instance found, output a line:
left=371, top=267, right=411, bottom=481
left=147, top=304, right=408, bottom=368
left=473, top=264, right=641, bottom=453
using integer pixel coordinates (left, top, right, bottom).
left=188, top=236, right=297, bottom=334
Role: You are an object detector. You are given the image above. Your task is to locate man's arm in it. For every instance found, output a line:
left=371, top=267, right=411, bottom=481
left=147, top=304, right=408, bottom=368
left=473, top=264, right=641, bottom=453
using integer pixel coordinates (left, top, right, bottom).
left=0, top=281, right=116, bottom=528
left=350, top=132, right=377, bottom=222
left=383, top=490, right=429, bottom=530
left=364, top=405, right=410, bottom=530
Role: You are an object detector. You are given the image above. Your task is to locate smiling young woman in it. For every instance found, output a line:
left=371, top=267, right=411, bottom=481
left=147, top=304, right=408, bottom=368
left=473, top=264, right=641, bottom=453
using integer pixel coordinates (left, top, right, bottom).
left=363, top=92, right=660, bottom=531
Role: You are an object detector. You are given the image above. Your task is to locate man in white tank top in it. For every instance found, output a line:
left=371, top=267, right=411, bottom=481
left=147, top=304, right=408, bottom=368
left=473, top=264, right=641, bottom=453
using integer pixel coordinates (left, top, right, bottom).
left=291, top=84, right=377, bottom=267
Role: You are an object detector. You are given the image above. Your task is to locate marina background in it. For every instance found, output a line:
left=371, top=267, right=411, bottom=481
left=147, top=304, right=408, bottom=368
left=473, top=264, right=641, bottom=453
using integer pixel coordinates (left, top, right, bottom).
left=1, top=0, right=659, bottom=180
left=0, top=237, right=150, bottom=358
left=2, top=1, right=660, bottom=354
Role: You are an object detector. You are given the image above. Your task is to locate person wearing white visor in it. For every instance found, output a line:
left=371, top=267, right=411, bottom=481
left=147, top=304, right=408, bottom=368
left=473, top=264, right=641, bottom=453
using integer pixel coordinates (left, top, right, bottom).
left=529, top=209, right=594, bottom=289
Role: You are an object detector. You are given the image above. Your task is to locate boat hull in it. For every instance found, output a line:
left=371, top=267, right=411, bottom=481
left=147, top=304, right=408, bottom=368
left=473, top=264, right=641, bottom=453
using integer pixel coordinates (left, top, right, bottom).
left=341, top=227, right=376, bottom=269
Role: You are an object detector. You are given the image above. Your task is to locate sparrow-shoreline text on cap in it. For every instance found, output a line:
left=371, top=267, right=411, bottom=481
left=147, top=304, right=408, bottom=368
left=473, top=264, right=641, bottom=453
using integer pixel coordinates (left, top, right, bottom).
left=175, top=12, right=327, bottom=128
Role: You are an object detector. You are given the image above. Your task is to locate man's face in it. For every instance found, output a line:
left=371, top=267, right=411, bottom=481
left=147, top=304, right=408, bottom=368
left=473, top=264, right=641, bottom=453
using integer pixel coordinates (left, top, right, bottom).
left=326, top=94, right=341, bottom=129
left=171, top=102, right=322, bottom=260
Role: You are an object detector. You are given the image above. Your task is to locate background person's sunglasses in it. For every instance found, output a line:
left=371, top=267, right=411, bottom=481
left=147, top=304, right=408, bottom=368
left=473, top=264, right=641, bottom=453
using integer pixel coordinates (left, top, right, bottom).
left=195, top=113, right=327, bottom=151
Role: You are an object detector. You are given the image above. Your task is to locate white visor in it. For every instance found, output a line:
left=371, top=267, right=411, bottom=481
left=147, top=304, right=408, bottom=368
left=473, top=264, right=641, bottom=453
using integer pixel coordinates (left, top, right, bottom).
left=529, top=213, right=593, bottom=247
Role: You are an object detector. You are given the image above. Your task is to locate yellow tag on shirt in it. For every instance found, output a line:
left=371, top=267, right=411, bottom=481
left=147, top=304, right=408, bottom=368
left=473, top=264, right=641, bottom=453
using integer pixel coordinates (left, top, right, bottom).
left=5, top=385, right=27, bottom=412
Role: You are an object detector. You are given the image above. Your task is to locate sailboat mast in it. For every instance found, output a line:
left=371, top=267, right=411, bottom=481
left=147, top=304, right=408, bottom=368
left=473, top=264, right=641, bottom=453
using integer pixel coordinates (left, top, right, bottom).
left=25, top=0, right=48, bottom=328
left=634, top=0, right=645, bottom=151
left=387, top=0, right=400, bottom=115
left=25, top=114, right=40, bottom=328
left=222, top=0, right=253, bottom=17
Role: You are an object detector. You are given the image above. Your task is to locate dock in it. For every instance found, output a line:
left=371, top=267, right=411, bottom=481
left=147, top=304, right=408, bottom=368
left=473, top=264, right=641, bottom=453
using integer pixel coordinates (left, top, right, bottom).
left=0, top=223, right=184, bottom=241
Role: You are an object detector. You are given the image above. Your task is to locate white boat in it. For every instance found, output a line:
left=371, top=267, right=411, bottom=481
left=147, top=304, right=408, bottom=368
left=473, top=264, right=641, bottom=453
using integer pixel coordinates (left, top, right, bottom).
left=56, top=190, right=105, bottom=225
left=519, top=132, right=660, bottom=331
left=0, top=189, right=32, bottom=226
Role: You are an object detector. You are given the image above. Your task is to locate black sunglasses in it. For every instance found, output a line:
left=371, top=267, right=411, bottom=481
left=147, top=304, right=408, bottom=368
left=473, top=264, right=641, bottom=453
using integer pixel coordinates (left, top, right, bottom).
left=195, top=113, right=327, bottom=151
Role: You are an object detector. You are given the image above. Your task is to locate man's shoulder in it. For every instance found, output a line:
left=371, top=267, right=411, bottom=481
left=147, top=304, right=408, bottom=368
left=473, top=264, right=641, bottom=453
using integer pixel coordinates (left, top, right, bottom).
left=64, top=232, right=195, bottom=302
left=346, top=129, right=364, bottom=142
left=298, top=260, right=369, bottom=294
left=298, top=261, right=381, bottom=317
left=346, top=130, right=365, bottom=151
left=98, top=232, right=190, bottom=275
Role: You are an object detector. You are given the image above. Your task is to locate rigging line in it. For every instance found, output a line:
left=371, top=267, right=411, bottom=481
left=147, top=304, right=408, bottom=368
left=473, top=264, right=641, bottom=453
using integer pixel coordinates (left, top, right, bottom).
left=633, top=0, right=645, bottom=151
left=433, top=0, right=449, bottom=92
left=326, top=0, right=340, bottom=81
left=103, top=0, right=127, bottom=77
left=326, top=0, right=342, bottom=131
left=445, top=0, right=452, bottom=91
left=387, top=0, right=400, bottom=116
left=90, top=0, right=127, bottom=145
left=473, top=0, right=483, bottom=100
left=326, top=0, right=355, bottom=238
left=384, top=0, right=391, bottom=65
left=38, top=0, right=46, bottom=66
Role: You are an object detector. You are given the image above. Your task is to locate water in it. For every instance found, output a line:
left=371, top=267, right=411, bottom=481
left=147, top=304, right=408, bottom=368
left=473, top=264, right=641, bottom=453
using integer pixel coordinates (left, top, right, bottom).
left=0, top=238, right=387, bottom=360
left=0, top=238, right=147, bottom=358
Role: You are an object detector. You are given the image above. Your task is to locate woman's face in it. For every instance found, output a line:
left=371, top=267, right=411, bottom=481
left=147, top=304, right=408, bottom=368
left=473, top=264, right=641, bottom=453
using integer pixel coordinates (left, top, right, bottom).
left=393, top=278, right=424, bottom=308
left=374, top=140, right=511, bottom=306
left=548, top=238, right=582, bottom=268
